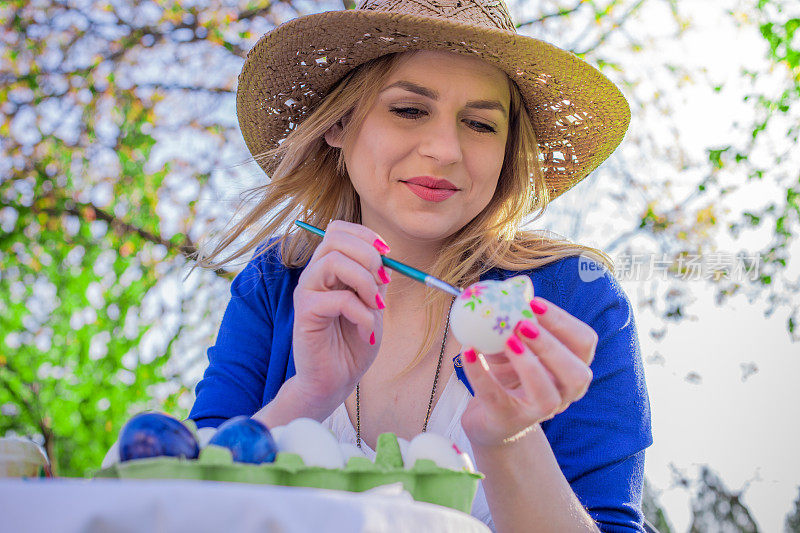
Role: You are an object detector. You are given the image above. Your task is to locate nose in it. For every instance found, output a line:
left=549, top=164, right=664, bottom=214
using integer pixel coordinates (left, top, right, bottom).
left=416, top=117, right=463, bottom=166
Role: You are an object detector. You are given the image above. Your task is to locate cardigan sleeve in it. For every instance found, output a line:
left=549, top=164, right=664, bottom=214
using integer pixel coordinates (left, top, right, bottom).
left=188, top=241, right=280, bottom=429
left=538, top=256, right=653, bottom=532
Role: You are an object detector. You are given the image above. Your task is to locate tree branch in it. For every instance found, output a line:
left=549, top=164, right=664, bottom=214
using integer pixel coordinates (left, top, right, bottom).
left=516, top=0, right=587, bottom=29
left=0, top=359, right=56, bottom=474
left=19, top=175, right=234, bottom=279
left=574, top=0, right=648, bottom=55
left=238, top=2, right=277, bottom=21
left=134, top=82, right=233, bottom=94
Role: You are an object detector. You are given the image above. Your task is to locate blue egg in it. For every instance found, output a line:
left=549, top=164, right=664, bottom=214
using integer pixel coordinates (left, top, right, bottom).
left=208, top=416, right=277, bottom=464
left=119, top=412, right=200, bottom=462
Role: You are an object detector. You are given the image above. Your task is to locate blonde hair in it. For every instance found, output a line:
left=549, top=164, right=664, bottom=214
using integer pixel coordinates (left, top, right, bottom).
left=191, top=51, right=613, bottom=370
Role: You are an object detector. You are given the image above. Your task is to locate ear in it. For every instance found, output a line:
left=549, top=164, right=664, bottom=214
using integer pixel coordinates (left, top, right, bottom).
left=324, top=121, right=345, bottom=148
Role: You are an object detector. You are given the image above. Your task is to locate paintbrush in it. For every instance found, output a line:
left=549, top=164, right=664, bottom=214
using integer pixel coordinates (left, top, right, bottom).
left=294, top=220, right=463, bottom=297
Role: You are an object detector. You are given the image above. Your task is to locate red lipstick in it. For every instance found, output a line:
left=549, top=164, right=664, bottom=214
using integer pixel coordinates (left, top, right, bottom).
left=402, top=176, right=459, bottom=202
left=404, top=176, right=458, bottom=189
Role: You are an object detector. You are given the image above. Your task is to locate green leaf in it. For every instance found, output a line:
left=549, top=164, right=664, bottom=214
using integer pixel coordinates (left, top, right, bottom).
left=707, top=147, right=730, bottom=169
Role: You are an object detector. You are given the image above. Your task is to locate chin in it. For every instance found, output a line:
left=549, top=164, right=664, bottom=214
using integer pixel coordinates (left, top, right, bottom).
left=395, top=217, right=462, bottom=242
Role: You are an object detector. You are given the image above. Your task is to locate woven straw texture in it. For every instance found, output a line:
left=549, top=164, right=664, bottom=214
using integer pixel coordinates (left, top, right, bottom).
left=236, top=0, right=630, bottom=201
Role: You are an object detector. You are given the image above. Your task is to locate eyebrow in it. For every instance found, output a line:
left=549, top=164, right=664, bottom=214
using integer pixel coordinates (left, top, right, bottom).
left=380, top=80, right=508, bottom=116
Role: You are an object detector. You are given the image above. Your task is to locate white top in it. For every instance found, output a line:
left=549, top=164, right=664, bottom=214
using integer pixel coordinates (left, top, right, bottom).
left=322, top=371, right=496, bottom=532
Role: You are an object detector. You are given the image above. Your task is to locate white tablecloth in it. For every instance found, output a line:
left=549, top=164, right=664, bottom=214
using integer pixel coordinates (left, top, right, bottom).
left=0, top=478, right=491, bottom=533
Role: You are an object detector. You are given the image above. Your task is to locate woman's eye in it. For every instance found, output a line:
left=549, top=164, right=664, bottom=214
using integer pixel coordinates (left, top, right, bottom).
left=389, top=107, right=497, bottom=134
left=466, top=120, right=497, bottom=134
left=390, top=107, right=426, bottom=119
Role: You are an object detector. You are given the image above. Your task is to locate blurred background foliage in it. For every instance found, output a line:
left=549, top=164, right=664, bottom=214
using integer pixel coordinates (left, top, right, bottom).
left=1, top=0, right=798, bottom=529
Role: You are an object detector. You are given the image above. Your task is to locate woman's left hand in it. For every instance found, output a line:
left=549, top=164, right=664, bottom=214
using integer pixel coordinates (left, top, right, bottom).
left=459, top=296, right=598, bottom=448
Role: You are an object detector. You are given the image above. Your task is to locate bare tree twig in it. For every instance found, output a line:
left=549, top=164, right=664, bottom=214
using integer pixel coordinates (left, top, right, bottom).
left=0, top=360, right=56, bottom=474
left=134, top=82, right=233, bottom=94
left=516, top=0, right=587, bottom=28
left=575, top=0, right=647, bottom=55
left=38, top=201, right=231, bottom=277
left=11, top=168, right=234, bottom=280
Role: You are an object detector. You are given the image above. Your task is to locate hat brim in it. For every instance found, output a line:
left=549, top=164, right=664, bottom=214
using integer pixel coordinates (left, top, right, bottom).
left=236, top=9, right=630, bottom=201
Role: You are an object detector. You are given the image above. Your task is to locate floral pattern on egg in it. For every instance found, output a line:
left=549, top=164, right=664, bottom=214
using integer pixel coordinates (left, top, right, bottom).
left=450, top=276, right=536, bottom=354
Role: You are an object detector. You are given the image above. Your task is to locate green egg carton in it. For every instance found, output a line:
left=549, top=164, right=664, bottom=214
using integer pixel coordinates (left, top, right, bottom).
left=93, top=433, right=483, bottom=514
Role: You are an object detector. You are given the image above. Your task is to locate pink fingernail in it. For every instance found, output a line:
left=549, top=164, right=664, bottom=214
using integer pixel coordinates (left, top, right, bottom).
left=530, top=299, right=548, bottom=315
left=463, top=348, right=477, bottom=363
left=369, top=331, right=376, bottom=345
left=378, top=266, right=391, bottom=284
left=373, top=239, right=391, bottom=254
left=506, top=334, right=525, bottom=355
left=375, top=293, right=385, bottom=309
left=518, top=320, right=539, bottom=339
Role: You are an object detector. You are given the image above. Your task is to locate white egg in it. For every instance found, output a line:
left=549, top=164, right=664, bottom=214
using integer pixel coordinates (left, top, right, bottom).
left=101, top=440, right=120, bottom=469
left=396, top=437, right=411, bottom=467
left=269, top=425, right=285, bottom=443
left=196, top=427, right=218, bottom=448
left=275, top=418, right=344, bottom=469
left=405, top=433, right=464, bottom=471
left=339, top=442, right=365, bottom=462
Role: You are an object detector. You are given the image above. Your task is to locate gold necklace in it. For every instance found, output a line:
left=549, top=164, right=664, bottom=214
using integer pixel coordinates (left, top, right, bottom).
left=356, top=297, right=455, bottom=449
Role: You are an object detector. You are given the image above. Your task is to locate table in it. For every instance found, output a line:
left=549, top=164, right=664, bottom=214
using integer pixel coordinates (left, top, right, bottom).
left=0, top=478, right=491, bottom=532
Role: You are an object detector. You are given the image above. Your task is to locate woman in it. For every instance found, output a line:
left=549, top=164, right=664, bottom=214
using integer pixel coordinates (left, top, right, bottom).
left=189, top=1, right=652, bottom=531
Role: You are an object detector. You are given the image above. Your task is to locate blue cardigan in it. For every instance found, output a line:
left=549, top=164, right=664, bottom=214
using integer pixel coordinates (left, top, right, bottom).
left=190, top=241, right=653, bottom=531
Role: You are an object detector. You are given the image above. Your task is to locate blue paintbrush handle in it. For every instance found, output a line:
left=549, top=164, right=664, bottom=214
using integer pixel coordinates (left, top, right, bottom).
left=294, top=220, right=462, bottom=297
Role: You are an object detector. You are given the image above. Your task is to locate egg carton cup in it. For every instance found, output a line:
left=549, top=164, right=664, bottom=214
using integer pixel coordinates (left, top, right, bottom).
left=94, top=433, right=482, bottom=514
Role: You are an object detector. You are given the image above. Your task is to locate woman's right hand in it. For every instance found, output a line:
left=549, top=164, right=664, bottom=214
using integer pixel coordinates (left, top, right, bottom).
left=289, top=220, right=391, bottom=418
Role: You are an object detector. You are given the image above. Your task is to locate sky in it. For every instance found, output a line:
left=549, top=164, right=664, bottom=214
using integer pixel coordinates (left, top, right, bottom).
left=638, top=275, right=800, bottom=532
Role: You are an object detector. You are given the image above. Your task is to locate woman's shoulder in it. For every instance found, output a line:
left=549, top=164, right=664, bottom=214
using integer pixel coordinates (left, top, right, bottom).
left=249, top=235, right=285, bottom=266
left=483, top=254, right=630, bottom=324
left=240, top=235, right=306, bottom=275
left=229, top=236, right=302, bottom=303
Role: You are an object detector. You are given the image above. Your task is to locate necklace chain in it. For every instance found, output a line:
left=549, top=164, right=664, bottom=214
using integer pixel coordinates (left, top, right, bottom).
left=356, top=297, right=455, bottom=449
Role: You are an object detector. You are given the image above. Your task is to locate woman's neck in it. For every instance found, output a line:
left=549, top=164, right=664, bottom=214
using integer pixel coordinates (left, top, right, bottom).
left=358, top=212, right=458, bottom=317
left=376, top=236, right=440, bottom=273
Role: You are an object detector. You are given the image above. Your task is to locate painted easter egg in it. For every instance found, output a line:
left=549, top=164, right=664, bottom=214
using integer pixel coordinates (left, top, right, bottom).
left=208, top=416, right=278, bottom=464
left=118, top=412, right=200, bottom=462
left=450, top=275, right=536, bottom=354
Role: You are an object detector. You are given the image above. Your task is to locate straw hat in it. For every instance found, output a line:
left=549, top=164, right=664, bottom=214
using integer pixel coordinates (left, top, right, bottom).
left=236, top=0, right=630, bottom=202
